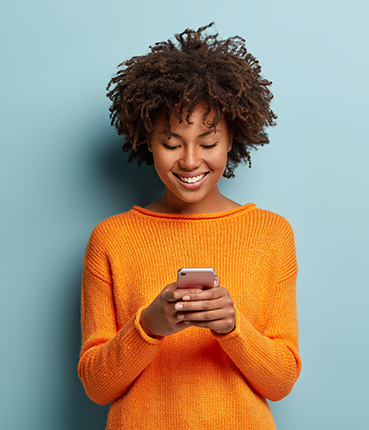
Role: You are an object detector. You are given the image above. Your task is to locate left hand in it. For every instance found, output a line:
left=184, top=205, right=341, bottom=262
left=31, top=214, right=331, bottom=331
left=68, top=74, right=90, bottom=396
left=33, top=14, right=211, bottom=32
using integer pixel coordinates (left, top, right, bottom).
left=173, top=286, right=236, bottom=334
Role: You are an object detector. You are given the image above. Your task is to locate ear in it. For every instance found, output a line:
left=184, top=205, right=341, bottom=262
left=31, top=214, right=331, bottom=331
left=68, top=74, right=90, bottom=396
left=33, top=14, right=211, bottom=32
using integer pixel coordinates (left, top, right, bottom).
left=147, top=141, right=153, bottom=153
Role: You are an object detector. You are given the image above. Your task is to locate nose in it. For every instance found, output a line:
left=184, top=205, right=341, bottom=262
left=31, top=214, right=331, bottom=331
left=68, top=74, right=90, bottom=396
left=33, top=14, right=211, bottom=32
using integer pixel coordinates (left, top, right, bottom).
left=178, top=145, right=201, bottom=170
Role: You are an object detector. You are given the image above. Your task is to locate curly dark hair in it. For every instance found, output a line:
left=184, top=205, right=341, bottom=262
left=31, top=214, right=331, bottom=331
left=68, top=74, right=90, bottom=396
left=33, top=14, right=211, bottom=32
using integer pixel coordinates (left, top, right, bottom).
left=107, top=23, right=277, bottom=178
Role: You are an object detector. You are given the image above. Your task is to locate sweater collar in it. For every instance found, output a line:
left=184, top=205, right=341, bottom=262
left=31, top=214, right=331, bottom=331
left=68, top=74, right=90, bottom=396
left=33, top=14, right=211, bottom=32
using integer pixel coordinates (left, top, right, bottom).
left=131, top=203, right=256, bottom=220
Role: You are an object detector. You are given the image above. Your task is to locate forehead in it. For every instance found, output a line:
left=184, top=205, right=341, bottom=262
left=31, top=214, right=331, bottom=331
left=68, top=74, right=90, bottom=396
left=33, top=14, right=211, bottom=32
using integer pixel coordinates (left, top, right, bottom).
left=153, top=102, right=226, bottom=134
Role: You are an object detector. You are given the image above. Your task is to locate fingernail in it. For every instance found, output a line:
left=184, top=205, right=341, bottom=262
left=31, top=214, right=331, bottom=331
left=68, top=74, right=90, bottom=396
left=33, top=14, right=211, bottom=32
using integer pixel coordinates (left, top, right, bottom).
left=182, top=295, right=191, bottom=301
left=195, top=290, right=202, bottom=293
left=177, top=314, right=184, bottom=319
left=175, top=303, right=183, bottom=310
left=184, top=321, right=190, bottom=325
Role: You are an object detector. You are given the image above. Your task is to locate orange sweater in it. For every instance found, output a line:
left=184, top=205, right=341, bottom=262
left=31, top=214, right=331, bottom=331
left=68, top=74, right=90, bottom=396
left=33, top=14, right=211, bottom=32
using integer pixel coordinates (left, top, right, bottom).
left=78, top=203, right=301, bottom=429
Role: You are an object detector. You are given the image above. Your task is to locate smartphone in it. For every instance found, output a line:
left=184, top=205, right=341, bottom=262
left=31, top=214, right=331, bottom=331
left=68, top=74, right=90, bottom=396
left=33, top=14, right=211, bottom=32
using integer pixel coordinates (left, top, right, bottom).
left=177, top=268, right=215, bottom=289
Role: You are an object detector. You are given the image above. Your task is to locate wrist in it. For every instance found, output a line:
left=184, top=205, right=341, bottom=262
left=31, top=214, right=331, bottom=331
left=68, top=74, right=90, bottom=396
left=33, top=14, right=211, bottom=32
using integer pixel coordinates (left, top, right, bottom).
left=213, top=321, right=236, bottom=335
left=140, top=308, right=159, bottom=338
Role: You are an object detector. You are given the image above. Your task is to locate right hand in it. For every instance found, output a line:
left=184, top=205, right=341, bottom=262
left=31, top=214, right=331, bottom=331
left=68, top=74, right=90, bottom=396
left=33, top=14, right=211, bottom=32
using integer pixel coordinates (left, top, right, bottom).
left=140, top=276, right=220, bottom=338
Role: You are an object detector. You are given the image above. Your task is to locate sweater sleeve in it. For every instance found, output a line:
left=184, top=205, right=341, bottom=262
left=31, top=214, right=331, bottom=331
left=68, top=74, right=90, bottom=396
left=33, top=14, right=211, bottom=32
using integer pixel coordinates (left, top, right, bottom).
left=78, top=230, right=163, bottom=406
left=213, top=225, right=301, bottom=402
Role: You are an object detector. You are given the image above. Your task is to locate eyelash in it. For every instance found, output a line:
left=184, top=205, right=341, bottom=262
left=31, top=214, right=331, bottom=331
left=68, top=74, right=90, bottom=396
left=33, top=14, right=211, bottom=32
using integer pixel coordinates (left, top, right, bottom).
left=202, top=143, right=217, bottom=149
left=162, top=143, right=217, bottom=150
left=162, top=143, right=178, bottom=150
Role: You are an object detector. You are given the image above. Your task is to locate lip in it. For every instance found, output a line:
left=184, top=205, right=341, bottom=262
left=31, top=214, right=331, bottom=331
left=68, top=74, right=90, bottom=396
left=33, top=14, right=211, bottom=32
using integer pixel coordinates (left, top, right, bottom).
left=172, top=172, right=209, bottom=190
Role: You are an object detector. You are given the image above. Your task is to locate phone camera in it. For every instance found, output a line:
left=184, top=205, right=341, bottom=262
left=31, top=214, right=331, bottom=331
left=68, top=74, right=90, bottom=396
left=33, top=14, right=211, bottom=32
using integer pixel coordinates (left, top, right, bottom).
left=180, top=272, right=186, bottom=276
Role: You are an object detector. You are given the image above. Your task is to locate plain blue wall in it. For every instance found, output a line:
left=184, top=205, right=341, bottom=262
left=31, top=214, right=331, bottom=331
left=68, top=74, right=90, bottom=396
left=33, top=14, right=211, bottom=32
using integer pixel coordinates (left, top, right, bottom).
left=1, top=1, right=368, bottom=428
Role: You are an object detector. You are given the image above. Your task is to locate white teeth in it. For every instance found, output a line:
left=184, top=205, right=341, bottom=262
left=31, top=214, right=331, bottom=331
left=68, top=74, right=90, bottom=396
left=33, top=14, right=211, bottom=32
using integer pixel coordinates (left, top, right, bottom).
left=178, top=174, right=206, bottom=184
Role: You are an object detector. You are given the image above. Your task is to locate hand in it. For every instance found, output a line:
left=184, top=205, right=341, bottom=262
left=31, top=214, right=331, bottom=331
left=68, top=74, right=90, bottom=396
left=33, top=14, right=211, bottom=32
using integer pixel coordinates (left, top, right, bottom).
left=140, top=276, right=221, bottom=338
left=173, top=285, right=235, bottom=335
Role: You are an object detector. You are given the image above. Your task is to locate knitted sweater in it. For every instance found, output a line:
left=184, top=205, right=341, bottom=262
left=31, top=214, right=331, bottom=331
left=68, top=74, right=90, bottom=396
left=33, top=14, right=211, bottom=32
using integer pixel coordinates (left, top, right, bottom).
left=78, top=203, right=301, bottom=429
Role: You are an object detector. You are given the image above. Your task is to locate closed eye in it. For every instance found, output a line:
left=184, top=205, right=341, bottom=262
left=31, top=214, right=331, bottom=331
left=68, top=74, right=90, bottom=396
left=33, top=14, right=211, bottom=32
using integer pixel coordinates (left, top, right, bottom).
left=201, top=143, right=217, bottom=149
left=162, top=143, right=179, bottom=150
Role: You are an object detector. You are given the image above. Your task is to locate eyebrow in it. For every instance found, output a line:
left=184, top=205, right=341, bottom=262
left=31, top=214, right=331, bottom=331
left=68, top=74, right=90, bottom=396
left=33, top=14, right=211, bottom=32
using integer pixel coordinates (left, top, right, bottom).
left=158, top=129, right=219, bottom=139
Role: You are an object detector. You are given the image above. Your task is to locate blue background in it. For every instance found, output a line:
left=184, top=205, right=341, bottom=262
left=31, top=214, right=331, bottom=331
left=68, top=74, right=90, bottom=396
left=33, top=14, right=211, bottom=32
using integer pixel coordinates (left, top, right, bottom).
left=1, top=1, right=368, bottom=428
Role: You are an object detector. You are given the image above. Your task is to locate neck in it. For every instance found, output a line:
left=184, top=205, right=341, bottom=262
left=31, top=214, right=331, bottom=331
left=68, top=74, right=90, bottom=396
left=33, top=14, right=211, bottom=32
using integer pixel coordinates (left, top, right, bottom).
left=146, top=187, right=240, bottom=215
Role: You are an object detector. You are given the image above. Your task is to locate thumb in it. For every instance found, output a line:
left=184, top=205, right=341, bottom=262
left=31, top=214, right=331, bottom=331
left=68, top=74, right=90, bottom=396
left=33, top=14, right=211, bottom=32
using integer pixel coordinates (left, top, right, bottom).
left=213, top=275, right=220, bottom=288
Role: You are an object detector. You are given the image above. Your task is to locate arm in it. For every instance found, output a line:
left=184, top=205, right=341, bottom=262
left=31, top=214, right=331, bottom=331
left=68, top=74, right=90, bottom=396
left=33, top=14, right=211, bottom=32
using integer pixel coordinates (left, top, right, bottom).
left=78, top=263, right=212, bottom=404
left=213, top=219, right=302, bottom=401
left=174, top=275, right=300, bottom=401
left=78, top=268, right=163, bottom=405
left=213, top=274, right=301, bottom=401
left=175, top=221, right=301, bottom=401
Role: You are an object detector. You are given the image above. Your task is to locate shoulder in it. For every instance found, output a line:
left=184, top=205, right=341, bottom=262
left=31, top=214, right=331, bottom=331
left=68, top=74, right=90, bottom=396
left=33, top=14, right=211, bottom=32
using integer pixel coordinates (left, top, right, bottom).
left=83, top=210, right=140, bottom=275
left=249, top=206, right=298, bottom=278
left=85, top=210, right=140, bottom=255
left=245, top=205, right=295, bottom=235
left=244, top=206, right=296, bottom=256
left=90, top=210, right=134, bottom=237
left=255, top=206, right=293, bottom=226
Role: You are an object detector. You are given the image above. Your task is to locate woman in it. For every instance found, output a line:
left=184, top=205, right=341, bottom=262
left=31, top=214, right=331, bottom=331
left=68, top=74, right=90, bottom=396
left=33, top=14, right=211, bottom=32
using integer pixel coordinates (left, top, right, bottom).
left=78, top=23, right=301, bottom=429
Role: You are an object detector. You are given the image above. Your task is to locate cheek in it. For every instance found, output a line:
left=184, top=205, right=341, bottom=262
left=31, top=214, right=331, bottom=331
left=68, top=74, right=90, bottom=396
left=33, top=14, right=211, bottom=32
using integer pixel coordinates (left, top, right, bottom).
left=209, top=149, right=229, bottom=168
left=152, top=151, right=174, bottom=173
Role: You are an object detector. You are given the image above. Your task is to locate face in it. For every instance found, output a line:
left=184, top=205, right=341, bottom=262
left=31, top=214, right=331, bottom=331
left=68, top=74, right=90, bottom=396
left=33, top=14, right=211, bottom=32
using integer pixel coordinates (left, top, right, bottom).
left=148, top=102, right=232, bottom=214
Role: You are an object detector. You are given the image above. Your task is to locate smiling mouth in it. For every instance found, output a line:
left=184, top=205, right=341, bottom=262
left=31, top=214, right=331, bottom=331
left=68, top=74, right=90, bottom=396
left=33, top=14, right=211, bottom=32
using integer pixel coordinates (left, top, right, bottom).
left=174, top=173, right=208, bottom=184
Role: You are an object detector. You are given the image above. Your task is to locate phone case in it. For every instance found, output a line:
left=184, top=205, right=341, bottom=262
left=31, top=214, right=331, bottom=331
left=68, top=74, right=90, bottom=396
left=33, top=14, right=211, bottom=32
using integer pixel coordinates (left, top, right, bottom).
left=177, top=268, right=215, bottom=289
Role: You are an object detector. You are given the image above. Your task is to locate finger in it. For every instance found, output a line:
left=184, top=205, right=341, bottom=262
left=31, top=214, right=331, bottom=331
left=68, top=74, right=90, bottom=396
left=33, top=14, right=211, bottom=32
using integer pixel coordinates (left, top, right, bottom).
left=213, top=275, right=220, bottom=288
left=171, top=288, right=203, bottom=302
left=161, top=282, right=185, bottom=303
left=174, top=298, right=223, bottom=312
left=176, top=309, right=226, bottom=322
left=175, top=286, right=229, bottom=302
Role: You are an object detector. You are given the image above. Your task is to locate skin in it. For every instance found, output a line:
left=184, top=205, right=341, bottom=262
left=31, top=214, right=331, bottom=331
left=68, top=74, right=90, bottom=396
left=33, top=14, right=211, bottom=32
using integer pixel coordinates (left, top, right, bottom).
left=140, top=103, right=237, bottom=337
left=140, top=279, right=236, bottom=337
left=146, top=102, right=239, bottom=215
